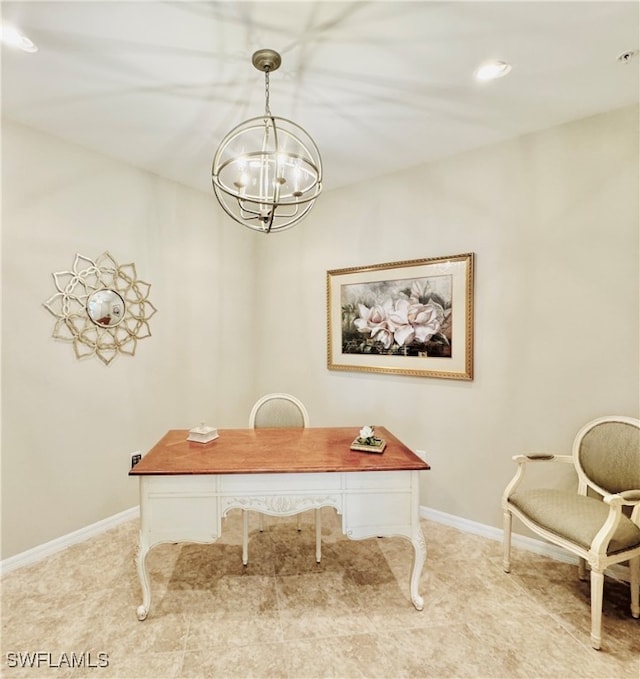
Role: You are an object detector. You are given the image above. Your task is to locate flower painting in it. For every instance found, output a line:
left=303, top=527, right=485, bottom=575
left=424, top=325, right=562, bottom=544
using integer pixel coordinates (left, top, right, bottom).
left=341, top=275, right=453, bottom=358
left=327, top=254, right=474, bottom=380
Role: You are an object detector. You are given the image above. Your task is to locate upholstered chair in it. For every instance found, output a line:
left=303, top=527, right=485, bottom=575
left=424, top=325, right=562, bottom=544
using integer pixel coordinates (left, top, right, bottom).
left=502, top=415, right=640, bottom=650
left=242, top=393, right=322, bottom=565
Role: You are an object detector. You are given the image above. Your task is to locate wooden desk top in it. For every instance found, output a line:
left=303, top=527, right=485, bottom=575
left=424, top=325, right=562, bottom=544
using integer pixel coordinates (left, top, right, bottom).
left=130, top=426, right=430, bottom=476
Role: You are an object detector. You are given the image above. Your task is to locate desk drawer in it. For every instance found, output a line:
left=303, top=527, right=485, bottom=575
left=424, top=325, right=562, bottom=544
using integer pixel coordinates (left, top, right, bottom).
left=344, top=490, right=413, bottom=535
left=344, top=470, right=412, bottom=490
left=142, top=475, right=218, bottom=496
left=220, top=472, right=342, bottom=493
left=141, top=476, right=219, bottom=543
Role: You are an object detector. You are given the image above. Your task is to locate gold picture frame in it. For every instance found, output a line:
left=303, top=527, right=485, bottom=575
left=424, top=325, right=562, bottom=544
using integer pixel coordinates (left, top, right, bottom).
left=327, top=253, right=474, bottom=380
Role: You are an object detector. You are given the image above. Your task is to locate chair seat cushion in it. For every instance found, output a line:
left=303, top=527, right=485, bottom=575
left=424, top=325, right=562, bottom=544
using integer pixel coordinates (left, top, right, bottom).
left=509, top=489, right=640, bottom=554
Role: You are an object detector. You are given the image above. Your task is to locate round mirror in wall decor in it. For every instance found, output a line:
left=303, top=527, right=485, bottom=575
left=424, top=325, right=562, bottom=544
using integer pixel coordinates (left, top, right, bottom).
left=43, top=252, right=157, bottom=366
left=86, top=289, right=126, bottom=328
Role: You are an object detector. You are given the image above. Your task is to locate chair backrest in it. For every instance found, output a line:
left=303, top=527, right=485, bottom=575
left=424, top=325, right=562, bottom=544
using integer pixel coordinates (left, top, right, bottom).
left=574, top=416, right=640, bottom=496
left=249, top=393, right=309, bottom=429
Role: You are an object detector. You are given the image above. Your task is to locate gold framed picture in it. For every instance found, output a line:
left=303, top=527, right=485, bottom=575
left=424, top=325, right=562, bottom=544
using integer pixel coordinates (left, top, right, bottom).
left=327, top=253, right=474, bottom=380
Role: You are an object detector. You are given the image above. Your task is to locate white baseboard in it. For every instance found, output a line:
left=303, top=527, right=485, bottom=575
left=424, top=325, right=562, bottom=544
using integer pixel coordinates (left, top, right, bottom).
left=2, top=503, right=628, bottom=581
left=420, top=506, right=632, bottom=583
left=420, top=505, right=578, bottom=565
left=0, top=506, right=140, bottom=576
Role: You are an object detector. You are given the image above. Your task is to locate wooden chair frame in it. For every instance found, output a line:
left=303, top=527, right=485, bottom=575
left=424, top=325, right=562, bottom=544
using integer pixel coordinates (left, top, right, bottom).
left=502, top=415, right=640, bottom=650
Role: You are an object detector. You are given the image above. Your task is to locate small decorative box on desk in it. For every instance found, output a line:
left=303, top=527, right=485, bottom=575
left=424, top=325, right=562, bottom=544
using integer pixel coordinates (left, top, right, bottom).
left=187, top=423, right=219, bottom=444
left=350, top=425, right=387, bottom=454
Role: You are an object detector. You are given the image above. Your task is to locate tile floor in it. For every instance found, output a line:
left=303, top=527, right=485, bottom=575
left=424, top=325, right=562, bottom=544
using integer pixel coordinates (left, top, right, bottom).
left=1, top=509, right=638, bottom=678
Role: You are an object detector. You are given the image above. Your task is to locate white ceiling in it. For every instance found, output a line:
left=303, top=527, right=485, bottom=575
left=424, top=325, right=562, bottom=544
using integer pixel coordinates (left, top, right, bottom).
left=2, top=1, right=638, bottom=195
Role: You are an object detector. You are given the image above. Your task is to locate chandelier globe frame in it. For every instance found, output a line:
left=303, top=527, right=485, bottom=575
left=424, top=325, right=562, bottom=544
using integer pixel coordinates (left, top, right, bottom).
left=212, top=49, right=323, bottom=234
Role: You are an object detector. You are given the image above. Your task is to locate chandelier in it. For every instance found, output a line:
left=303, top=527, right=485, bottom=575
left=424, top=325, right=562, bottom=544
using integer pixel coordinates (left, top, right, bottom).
left=212, top=49, right=323, bottom=234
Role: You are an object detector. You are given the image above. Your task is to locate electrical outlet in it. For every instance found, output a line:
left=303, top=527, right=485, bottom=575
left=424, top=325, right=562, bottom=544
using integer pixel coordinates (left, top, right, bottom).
left=130, top=451, right=142, bottom=469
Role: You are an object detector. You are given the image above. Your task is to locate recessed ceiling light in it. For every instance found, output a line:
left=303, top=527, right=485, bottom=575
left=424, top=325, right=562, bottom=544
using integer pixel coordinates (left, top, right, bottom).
left=1, top=22, right=38, bottom=53
left=475, top=60, right=512, bottom=82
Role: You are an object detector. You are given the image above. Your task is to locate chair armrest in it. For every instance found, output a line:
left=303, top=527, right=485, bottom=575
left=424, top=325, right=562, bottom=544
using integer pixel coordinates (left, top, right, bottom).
left=503, top=455, right=572, bottom=509
left=619, top=489, right=640, bottom=503
left=604, top=490, right=640, bottom=525
left=603, top=490, right=640, bottom=507
left=590, top=491, right=640, bottom=558
left=511, top=454, right=572, bottom=463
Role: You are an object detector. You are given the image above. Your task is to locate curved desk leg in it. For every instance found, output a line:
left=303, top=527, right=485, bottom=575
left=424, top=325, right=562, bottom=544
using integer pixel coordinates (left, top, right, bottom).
left=409, top=530, right=427, bottom=611
left=135, top=535, right=151, bottom=621
left=315, top=508, right=322, bottom=564
left=242, top=511, right=249, bottom=566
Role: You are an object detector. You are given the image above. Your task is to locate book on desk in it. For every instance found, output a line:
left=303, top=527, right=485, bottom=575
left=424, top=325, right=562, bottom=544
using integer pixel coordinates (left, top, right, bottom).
left=350, top=438, right=386, bottom=454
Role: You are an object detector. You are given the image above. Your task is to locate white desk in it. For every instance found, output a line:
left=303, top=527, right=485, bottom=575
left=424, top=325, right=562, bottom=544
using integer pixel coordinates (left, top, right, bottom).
left=130, top=426, right=429, bottom=620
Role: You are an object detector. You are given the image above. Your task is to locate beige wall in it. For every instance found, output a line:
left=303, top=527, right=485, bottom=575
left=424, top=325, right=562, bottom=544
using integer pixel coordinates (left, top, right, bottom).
left=2, top=105, right=638, bottom=559
left=1, top=122, right=258, bottom=558
left=252, top=105, right=639, bottom=527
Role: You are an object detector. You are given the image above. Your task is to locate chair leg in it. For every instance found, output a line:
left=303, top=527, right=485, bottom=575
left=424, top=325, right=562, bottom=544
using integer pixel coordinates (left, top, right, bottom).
left=630, top=556, right=640, bottom=619
left=315, top=508, right=322, bottom=563
left=578, top=557, right=587, bottom=581
left=259, top=514, right=264, bottom=532
left=296, top=513, right=302, bottom=531
left=242, top=510, right=249, bottom=566
left=590, top=568, right=604, bottom=650
left=502, top=509, right=512, bottom=573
